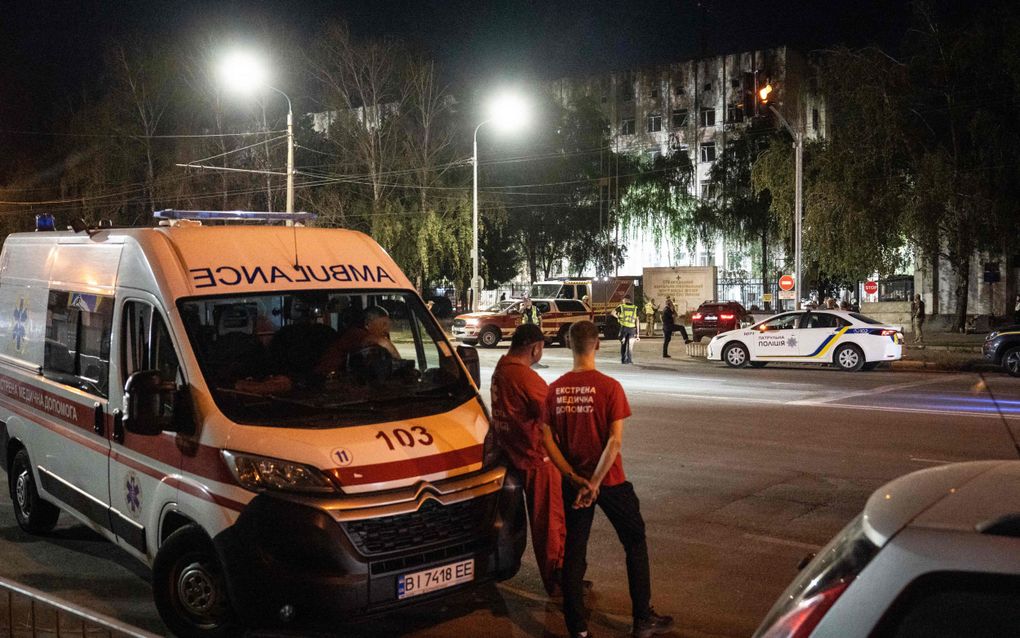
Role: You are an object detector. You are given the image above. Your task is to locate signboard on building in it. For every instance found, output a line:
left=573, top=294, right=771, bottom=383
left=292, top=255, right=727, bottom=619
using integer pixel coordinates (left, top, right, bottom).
left=778, top=290, right=796, bottom=300
left=762, top=293, right=773, bottom=303
left=642, top=266, right=717, bottom=315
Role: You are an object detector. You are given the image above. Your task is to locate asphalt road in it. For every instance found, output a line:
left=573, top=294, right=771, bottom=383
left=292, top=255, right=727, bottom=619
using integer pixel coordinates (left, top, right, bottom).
left=1, top=343, right=1018, bottom=637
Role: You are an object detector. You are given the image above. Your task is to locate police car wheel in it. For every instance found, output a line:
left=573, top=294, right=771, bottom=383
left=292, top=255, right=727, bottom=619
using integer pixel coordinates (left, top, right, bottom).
left=479, top=327, right=501, bottom=348
left=9, top=448, right=60, bottom=534
left=1004, top=347, right=1020, bottom=377
left=722, top=342, right=749, bottom=368
left=154, top=526, right=237, bottom=637
left=834, top=344, right=865, bottom=372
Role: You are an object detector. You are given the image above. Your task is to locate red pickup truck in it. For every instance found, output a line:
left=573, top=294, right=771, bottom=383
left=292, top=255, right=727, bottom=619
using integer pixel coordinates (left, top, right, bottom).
left=452, top=298, right=593, bottom=347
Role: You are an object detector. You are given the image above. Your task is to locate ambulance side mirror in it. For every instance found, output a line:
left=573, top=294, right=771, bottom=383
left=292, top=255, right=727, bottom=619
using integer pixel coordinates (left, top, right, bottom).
left=456, top=345, right=481, bottom=387
left=123, top=370, right=177, bottom=436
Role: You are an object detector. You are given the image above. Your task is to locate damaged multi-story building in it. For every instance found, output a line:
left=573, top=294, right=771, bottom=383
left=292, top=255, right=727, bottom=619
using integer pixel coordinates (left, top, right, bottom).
left=546, top=46, right=828, bottom=307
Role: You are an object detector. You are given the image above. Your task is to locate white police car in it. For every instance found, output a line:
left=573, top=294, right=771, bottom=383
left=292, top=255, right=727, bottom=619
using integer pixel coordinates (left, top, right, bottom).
left=754, top=460, right=1020, bottom=637
left=707, top=310, right=903, bottom=371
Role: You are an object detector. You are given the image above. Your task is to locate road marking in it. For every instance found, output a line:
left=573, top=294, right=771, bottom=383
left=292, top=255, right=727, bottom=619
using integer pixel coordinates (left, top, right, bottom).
left=741, top=533, right=821, bottom=552
left=786, top=374, right=966, bottom=406
left=910, top=457, right=957, bottom=464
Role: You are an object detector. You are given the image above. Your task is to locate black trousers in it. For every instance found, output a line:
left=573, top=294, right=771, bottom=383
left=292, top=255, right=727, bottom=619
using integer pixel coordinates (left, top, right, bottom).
left=662, top=324, right=689, bottom=355
left=619, top=326, right=635, bottom=363
left=561, top=481, right=651, bottom=635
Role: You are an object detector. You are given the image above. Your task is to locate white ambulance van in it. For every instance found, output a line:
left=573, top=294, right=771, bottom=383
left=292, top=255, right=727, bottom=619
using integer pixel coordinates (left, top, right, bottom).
left=0, top=211, right=525, bottom=636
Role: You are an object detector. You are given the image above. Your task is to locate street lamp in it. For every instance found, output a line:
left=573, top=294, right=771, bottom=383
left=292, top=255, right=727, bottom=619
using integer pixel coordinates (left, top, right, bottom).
left=761, top=85, right=803, bottom=310
left=471, top=93, right=529, bottom=311
left=220, top=51, right=295, bottom=214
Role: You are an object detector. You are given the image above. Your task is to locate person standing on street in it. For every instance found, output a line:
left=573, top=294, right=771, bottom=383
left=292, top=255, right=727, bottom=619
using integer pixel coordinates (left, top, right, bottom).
left=615, top=295, right=639, bottom=364
left=490, top=324, right=565, bottom=596
left=542, top=321, right=674, bottom=638
left=911, top=294, right=926, bottom=343
left=1013, top=294, right=1020, bottom=325
left=643, top=298, right=657, bottom=337
left=661, top=296, right=690, bottom=358
left=522, top=297, right=542, bottom=327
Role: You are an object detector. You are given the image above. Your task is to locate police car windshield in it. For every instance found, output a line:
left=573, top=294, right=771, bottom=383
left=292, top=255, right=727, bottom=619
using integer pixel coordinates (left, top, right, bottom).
left=178, top=291, right=474, bottom=428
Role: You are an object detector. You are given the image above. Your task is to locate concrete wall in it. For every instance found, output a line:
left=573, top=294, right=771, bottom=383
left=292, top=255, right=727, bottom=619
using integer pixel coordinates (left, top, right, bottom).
left=860, top=301, right=910, bottom=332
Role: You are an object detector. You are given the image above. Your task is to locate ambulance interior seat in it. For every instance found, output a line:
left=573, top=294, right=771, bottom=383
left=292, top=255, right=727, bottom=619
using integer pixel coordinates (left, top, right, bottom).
left=207, top=305, right=269, bottom=387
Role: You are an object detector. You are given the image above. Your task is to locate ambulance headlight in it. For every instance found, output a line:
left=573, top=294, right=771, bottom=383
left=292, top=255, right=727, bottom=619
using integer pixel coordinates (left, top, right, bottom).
left=222, top=451, right=336, bottom=494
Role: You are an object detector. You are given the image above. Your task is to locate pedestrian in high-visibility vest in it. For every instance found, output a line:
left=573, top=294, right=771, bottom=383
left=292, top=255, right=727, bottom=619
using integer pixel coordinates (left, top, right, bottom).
left=521, top=297, right=542, bottom=327
left=615, top=296, right=639, bottom=364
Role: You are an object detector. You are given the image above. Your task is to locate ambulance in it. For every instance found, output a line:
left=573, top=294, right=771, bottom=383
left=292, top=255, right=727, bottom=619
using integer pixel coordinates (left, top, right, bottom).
left=0, top=211, right=526, bottom=636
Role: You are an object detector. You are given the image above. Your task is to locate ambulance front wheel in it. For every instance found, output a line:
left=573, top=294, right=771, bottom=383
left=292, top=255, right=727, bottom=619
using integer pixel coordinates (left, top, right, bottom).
left=10, top=448, right=60, bottom=534
left=154, top=526, right=238, bottom=638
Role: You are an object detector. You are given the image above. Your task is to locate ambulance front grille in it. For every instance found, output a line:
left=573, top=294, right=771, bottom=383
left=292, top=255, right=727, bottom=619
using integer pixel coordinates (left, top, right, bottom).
left=453, top=319, right=466, bottom=328
left=342, top=494, right=496, bottom=556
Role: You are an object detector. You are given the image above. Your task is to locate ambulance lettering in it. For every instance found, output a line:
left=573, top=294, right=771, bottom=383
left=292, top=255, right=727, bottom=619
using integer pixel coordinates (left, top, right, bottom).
left=190, top=264, right=396, bottom=288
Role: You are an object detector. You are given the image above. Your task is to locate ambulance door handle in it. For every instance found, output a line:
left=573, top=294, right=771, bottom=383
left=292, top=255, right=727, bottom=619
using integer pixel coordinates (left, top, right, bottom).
left=93, top=403, right=103, bottom=436
left=112, top=409, right=124, bottom=444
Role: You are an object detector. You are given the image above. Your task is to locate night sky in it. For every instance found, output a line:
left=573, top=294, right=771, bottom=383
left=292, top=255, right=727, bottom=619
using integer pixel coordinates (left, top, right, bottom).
left=1, top=0, right=912, bottom=137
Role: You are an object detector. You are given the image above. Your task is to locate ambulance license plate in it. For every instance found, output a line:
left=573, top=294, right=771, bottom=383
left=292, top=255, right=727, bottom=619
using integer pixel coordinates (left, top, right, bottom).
left=397, top=558, right=474, bottom=600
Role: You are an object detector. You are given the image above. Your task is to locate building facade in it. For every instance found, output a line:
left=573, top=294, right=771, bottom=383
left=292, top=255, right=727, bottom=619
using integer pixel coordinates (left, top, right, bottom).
left=545, top=47, right=826, bottom=304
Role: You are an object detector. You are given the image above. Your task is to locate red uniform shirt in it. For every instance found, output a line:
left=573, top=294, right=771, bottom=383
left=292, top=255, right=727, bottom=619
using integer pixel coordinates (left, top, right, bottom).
left=546, top=369, right=630, bottom=487
left=490, top=357, right=549, bottom=470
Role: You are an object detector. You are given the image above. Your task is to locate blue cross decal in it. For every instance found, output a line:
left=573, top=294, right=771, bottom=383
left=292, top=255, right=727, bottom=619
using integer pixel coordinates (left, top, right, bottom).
left=12, top=299, right=28, bottom=352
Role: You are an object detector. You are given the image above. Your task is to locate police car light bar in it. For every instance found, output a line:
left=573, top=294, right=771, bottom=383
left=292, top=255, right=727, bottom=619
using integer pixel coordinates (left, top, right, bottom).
left=153, top=210, right=318, bottom=223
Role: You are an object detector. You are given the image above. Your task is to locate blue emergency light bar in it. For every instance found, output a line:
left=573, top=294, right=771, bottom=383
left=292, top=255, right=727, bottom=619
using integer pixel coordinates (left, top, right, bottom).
left=35, top=214, right=56, bottom=231
left=153, top=210, right=317, bottom=223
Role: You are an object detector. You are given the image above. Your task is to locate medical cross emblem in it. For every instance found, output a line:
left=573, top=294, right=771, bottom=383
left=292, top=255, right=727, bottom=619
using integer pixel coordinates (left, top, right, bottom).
left=125, top=473, right=142, bottom=517
left=12, top=299, right=28, bottom=352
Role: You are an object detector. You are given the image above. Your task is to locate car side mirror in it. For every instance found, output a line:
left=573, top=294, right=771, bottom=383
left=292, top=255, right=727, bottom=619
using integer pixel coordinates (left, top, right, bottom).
left=456, top=345, right=481, bottom=387
left=123, top=370, right=183, bottom=436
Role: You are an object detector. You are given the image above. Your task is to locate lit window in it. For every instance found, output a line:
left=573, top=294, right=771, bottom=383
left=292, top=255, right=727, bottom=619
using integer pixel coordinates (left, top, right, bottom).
left=700, top=141, right=716, bottom=163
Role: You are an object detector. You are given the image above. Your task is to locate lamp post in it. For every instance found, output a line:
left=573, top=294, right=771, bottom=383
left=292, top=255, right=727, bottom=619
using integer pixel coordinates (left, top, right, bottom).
left=767, top=103, right=803, bottom=309
left=471, top=93, right=528, bottom=312
left=221, top=52, right=295, bottom=214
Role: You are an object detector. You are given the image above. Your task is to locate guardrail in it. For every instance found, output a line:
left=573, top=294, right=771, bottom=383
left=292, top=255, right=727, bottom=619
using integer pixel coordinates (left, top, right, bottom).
left=0, top=575, right=159, bottom=638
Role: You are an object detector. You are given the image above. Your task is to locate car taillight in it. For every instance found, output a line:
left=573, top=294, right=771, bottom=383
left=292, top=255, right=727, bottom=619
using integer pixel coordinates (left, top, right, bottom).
left=880, top=329, right=896, bottom=337
left=757, top=580, right=850, bottom=638
left=692, top=313, right=702, bottom=320
left=720, top=313, right=735, bottom=320
left=754, top=514, right=878, bottom=638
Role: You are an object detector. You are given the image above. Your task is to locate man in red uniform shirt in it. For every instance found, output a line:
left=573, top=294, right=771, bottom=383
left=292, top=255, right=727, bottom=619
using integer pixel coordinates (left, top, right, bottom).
left=490, top=324, right=565, bottom=596
left=542, top=320, right=674, bottom=638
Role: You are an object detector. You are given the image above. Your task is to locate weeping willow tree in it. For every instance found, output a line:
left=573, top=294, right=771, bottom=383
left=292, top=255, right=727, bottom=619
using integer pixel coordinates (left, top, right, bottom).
left=616, top=148, right=709, bottom=261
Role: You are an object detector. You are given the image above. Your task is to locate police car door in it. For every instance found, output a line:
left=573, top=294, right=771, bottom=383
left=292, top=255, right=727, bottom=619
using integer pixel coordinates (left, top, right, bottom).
left=108, top=298, right=185, bottom=560
left=796, top=312, right=846, bottom=360
left=752, top=313, right=800, bottom=359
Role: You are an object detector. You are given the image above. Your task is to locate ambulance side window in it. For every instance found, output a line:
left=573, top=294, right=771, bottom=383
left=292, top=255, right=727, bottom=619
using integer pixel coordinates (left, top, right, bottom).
left=43, top=290, right=113, bottom=398
left=122, top=301, right=182, bottom=389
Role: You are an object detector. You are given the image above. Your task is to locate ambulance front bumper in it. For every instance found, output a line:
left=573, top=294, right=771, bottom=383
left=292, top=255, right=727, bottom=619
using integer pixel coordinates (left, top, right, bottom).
left=213, top=466, right=526, bottom=630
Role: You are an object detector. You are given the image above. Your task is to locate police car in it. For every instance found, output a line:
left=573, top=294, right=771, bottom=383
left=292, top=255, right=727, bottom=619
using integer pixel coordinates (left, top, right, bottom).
left=707, top=310, right=903, bottom=371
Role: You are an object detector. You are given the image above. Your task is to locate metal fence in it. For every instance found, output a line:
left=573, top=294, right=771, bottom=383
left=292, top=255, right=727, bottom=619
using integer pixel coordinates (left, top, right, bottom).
left=0, top=576, right=158, bottom=638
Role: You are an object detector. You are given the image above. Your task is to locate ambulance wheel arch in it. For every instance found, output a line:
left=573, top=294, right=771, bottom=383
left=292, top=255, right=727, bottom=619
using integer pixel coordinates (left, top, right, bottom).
left=153, top=524, right=237, bottom=637
left=8, top=445, right=61, bottom=534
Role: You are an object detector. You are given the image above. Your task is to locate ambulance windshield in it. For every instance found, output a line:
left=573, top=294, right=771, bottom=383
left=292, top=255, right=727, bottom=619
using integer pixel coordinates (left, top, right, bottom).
left=178, top=291, right=475, bottom=427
